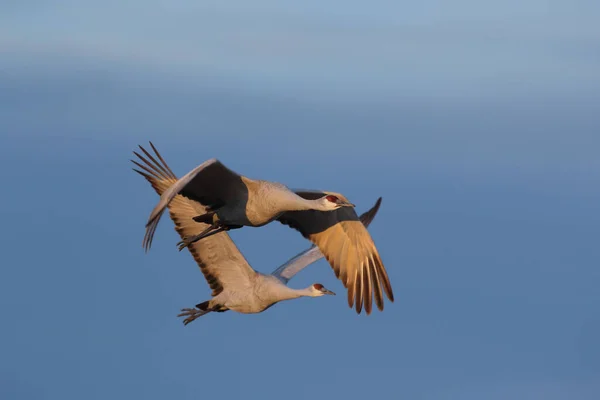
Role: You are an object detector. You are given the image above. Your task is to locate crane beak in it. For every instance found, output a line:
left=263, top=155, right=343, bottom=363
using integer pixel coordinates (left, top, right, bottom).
left=321, top=288, right=336, bottom=296
left=342, top=201, right=355, bottom=207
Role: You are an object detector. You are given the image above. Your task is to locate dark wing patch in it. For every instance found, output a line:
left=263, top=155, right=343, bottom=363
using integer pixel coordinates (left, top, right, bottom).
left=140, top=150, right=248, bottom=251
left=132, top=142, right=257, bottom=297
left=277, top=192, right=393, bottom=315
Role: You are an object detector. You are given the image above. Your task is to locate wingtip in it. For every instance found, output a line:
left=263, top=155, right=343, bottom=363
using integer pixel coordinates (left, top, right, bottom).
left=354, top=306, right=372, bottom=316
left=359, top=196, right=383, bottom=227
left=373, top=197, right=382, bottom=211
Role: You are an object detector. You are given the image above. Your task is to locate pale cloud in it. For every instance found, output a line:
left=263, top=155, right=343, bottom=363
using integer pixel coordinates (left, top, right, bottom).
left=1, top=1, right=599, bottom=100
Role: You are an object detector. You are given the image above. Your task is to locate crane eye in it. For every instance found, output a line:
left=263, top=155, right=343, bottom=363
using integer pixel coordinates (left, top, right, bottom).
left=326, top=195, right=338, bottom=203
left=313, top=283, right=324, bottom=290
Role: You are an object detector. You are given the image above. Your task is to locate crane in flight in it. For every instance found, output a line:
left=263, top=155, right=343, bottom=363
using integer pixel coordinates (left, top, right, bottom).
left=133, top=143, right=393, bottom=314
left=132, top=144, right=393, bottom=316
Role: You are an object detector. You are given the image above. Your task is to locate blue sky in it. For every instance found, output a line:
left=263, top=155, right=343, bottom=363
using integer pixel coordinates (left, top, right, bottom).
left=1, top=1, right=599, bottom=399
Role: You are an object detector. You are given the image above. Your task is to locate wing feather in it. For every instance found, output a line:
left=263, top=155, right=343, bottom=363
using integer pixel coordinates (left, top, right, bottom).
left=132, top=142, right=256, bottom=296
left=271, top=198, right=383, bottom=285
left=278, top=194, right=393, bottom=315
left=141, top=149, right=246, bottom=251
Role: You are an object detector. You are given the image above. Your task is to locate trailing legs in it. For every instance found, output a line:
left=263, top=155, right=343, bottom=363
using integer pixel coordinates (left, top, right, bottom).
left=177, top=301, right=223, bottom=325
left=176, top=212, right=242, bottom=250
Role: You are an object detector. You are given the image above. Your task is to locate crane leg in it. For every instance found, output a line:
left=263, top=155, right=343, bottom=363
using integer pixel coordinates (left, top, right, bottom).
left=177, top=224, right=221, bottom=250
left=176, top=223, right=242, bottom=251
left=177, top=300, right=223, bottom=325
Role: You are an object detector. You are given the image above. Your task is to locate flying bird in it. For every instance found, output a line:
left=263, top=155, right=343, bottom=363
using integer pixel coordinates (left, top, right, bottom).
left=136, top=145, right=354, bottom=252
left=132, top=144, right=393, bottom=315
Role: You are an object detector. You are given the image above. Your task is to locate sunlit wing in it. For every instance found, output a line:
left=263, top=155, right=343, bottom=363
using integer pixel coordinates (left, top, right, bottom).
left=134, top=144, right=245, bottom=251
left=272, top=197, right=382, bottom=284
left=278, top=193, right=393, bottom=315
left=132, top=142, right=256, bottom=295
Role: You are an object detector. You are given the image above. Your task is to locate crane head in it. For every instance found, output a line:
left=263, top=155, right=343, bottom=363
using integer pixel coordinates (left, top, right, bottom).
left=321, top=195, right=355, bottom=210
left=311, top=283, right=336, bottom=296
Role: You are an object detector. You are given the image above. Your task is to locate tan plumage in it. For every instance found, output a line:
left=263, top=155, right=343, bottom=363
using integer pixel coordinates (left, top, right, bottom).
left=132, top=143, right=256, bottom=297
left=138, top=153, right=245, bottom=252
left=278, top=192, right=394, bottom=315
left=137, top=145, right=362, bottom=255
left=133, top=143, right=394, bottom=316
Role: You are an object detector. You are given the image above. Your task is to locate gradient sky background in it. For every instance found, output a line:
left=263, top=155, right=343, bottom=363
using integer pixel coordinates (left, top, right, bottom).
left=1, top=1, right=599, bottom=399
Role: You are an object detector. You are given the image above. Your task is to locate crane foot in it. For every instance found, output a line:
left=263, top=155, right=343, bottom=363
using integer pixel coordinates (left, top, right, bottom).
left=177, top=307, right=209, bottom=325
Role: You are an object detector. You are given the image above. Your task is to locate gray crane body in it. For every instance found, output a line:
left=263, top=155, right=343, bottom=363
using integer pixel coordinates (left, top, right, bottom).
left=216, top=179, right=311, bottom=227
left=208, top=273, right=322, bottom=314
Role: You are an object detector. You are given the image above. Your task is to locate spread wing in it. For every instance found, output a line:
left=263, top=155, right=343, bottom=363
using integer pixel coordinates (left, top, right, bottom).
left=272, top=197, right=382, bottom=284
left=277, top=191, right=393, bottom=315
left=136, top=145, right=246, bottom=251
left=132, top=142, right=256, bottom=296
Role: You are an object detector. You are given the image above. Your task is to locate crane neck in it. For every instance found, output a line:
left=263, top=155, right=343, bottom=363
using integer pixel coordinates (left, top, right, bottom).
left=276, top=285, right=317, bottom=301
left=279, top=191, right=329, bottom=212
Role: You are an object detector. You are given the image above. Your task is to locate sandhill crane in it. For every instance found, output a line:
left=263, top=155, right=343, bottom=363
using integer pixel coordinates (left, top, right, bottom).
left=136, top=144, right=354, bottom=251
left=132, top=149, right=385, bottom=322
left=132, top=142, right=393, bottom=314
